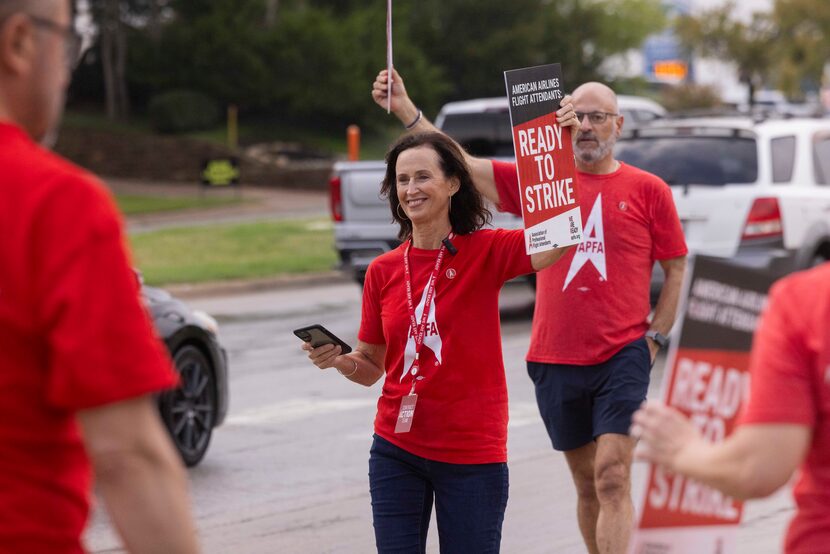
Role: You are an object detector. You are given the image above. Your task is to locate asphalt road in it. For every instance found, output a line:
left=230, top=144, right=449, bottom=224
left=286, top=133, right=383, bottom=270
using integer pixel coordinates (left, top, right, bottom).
left=83, top=281, right=793, bottom=553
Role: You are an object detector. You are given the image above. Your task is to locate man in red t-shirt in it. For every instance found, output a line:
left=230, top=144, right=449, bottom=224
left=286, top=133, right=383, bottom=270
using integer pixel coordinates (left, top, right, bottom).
left=0, top=1, right=198, bottom=552
left=373, top=69, right=687, bottom=553
left=633, top=262, right=830, bottom=553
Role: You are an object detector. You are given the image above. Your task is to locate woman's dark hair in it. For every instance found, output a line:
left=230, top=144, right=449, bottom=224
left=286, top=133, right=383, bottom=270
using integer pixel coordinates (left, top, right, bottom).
left=381, top=132, right=491, bottom=241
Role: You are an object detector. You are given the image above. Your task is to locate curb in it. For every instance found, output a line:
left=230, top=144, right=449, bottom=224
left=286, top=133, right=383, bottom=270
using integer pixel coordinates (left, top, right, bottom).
left=159, top=271, right=353, bottom=300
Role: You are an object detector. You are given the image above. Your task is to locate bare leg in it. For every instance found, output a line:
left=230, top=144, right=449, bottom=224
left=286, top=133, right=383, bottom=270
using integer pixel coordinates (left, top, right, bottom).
left=563, top=442, right=600, bottom=554
left=594, top=433, right=636, bottom=554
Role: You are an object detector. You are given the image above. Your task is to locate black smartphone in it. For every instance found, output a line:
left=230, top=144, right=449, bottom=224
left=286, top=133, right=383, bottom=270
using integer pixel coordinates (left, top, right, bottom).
left=293, top=324, right=353, bottom=354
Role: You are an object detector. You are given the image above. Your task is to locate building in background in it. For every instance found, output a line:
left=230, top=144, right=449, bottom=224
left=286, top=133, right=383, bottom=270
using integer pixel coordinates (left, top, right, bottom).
left=642, top=0, right=693, bottom=86
left=604, top=0, right=776, bottom=106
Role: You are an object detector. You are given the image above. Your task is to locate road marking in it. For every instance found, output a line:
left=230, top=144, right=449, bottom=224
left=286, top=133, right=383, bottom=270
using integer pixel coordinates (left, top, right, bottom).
left=509, top=401, right=541, bottom=429
left=226, top=398, right=377, bottom=426
left=226, top=399, right=540, bottom=429
left=305, top=220, right=333, bottom=231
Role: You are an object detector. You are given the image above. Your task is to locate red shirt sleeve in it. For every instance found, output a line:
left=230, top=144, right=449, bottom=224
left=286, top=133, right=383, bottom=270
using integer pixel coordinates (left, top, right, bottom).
left=740, top=277, right=816, bottom=427
left=491, top=160, right=522, bottom=216
left=358, top=260, right=386, bottom=345
left=35, top=176, right=178, bottom=411
left=485, top=229, right=535, bottom=283
left=648, top=176, right=688, bottom=260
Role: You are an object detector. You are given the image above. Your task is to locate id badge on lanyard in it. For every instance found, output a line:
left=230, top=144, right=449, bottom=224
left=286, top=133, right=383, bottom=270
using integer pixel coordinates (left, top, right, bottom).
left=394, top=234, right=452, bottom=433
left=394, top=393, right=418, bottom=433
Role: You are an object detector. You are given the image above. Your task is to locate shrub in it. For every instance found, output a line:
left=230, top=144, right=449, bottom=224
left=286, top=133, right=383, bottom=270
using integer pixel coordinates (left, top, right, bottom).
left=148, top=90, right=220, bottom=134
left=660, top=83, right=723, bottom=112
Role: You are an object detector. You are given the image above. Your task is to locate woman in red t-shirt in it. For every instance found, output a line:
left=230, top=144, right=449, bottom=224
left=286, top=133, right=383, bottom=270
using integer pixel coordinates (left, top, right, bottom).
left=303, top=130, right=574, bottom=552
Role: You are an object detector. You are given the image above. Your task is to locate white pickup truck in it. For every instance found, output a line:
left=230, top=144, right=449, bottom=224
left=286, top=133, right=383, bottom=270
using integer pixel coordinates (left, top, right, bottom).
left=329, top=95, right=667, bottom=283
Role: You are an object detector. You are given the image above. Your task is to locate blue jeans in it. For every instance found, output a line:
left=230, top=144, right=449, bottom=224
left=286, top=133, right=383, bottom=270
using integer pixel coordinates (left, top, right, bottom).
left=368, top=434, right=509, bottom=554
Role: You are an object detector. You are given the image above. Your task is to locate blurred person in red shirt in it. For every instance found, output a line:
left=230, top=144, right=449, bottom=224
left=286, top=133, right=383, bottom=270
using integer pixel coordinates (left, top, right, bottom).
left=633, top=262, right=830, bottom=554
left=0, top=1, right=198, bottom=552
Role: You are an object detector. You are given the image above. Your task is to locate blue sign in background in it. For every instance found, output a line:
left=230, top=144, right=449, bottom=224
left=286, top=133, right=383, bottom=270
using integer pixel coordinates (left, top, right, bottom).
left=642, top=0, right=694, bottom=83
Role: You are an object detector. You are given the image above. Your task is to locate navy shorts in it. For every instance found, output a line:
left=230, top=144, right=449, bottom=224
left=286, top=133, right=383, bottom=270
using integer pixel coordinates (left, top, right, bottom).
left=527, top=338, right=651, bottom=452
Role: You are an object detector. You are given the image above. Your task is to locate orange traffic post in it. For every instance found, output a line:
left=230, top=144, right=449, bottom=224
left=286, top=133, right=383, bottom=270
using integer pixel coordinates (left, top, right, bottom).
left=347, top=124, right=360, bottom=161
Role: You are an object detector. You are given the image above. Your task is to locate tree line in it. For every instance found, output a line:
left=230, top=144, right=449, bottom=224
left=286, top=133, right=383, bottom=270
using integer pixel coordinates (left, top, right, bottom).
left=70, top=0, right=829, bottom=133
left=70, top=0, right=665, bottom=131
left=675, top=0, right=830, bottom=105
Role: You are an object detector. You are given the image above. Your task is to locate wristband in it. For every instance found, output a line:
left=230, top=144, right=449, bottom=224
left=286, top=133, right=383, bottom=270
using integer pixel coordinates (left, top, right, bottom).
left=338, top=357, right=358, bottom=378
left=646, top=330, right=669, bottom=349
left=405, top=109, right=422, bottom=130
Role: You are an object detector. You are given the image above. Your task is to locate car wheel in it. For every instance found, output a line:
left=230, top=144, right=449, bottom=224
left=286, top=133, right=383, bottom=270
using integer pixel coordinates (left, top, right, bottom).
left=159, top=344, right=216, bottom=467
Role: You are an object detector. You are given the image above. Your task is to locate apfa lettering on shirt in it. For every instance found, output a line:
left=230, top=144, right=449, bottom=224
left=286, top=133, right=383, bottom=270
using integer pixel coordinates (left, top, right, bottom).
left=408, top=321, right=440, bottom=338
left=563, top=194, right=607, bottom=290
left=401, top=283, right=443, bottom=381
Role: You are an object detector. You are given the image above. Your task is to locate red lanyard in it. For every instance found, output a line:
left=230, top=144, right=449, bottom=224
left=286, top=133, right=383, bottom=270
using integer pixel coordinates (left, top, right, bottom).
left=403, top=233, right=454, bottom=392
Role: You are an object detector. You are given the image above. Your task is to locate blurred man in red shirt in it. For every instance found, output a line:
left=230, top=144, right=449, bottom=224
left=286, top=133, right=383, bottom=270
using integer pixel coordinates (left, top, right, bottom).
left=0, top=1, right=199, bottom=552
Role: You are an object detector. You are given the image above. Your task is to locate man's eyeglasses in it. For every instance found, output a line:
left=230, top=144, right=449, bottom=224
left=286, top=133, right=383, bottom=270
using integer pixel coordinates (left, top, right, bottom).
left=28, top=14, right=83, bottom=69
left=575, top=111, right=619, bottom=125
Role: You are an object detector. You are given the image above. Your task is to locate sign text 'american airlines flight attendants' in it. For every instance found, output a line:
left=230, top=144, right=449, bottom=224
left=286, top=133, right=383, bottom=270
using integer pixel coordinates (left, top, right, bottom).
left=504, top=63, right=583, bottom=254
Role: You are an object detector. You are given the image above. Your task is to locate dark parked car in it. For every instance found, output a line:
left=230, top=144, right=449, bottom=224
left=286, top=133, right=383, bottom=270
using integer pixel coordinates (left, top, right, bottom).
left=142, top=284, right=229, bottom=467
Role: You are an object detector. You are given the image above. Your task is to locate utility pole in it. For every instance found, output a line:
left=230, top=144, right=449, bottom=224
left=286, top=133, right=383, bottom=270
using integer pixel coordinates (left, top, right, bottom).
left=265, top=0, right=279, bottom=27
left=99, top=0, right=129, bottom=120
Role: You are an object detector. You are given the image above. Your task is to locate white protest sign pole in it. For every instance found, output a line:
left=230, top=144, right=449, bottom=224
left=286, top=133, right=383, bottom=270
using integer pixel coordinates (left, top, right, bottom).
left=386, top=0, right=393, bottom=113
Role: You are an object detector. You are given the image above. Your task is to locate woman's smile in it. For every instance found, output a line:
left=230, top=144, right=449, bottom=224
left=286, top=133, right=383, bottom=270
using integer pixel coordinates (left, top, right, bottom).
left=405, top=197, right=427, bottom=209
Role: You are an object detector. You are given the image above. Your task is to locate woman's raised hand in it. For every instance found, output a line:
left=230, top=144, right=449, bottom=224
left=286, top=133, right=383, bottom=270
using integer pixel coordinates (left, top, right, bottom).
left=373, top=69, right=407, bottom=112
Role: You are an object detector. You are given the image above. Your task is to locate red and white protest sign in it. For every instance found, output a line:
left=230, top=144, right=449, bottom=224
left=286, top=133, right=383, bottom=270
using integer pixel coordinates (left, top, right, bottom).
left=629, top=256, right=775, bottom=554
left=504, top=63, right=582, bottom=254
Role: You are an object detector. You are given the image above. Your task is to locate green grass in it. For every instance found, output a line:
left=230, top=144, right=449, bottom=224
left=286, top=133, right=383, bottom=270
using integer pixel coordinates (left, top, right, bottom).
left=115, top=193, right=245, bottom=216
left=130, top=218, right=337, bottom=285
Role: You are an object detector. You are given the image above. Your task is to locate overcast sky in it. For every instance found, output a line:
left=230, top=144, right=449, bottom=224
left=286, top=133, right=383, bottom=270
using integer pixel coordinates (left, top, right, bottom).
left=691, top=0, right=773, bottom=21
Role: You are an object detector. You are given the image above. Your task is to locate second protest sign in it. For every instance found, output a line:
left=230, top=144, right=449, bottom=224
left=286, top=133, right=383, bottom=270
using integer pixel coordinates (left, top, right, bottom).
left=629, top=256, right=777, bottom=554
